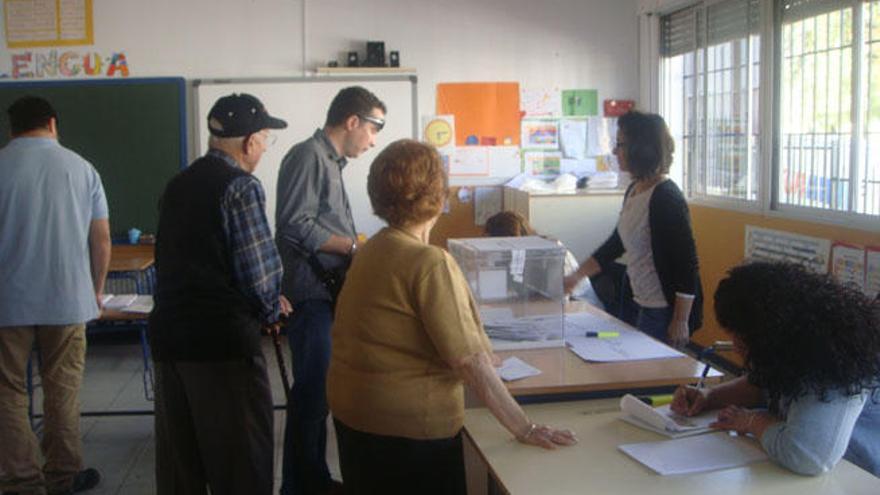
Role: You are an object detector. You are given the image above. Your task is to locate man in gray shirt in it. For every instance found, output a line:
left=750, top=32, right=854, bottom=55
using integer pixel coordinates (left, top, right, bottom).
left=276, top=86, right=385, bottom=495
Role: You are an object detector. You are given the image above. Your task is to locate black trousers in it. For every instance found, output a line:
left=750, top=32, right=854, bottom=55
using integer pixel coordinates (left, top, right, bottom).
left=154, top=356, right=274, bottom=495
left=333, top=418, right=466, bottom=495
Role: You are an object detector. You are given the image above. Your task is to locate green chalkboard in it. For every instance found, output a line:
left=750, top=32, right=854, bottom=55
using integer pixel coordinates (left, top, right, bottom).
left=0, top=78, right=187, bottom=237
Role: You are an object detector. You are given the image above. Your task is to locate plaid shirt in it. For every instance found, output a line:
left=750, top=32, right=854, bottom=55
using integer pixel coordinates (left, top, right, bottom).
left=211, top=150, right=282, bottom=324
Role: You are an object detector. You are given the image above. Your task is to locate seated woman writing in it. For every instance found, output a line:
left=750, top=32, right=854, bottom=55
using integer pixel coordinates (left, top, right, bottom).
left=672, top=261, right=880, bottom=476
left=327, top=139, right=576, bottom=494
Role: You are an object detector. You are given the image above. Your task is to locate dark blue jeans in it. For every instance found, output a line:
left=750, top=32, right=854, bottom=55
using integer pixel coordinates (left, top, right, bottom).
left=636, top=305, right=674, bottom=343
left=280, top=300, right=333, bottom=495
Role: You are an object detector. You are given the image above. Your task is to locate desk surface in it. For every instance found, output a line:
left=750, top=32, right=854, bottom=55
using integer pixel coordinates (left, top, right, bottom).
left=464, top=399, right=880, bottom=495
left=494, top=302, right=722, bottom=398
left=109, top=244, right=155, bottom=272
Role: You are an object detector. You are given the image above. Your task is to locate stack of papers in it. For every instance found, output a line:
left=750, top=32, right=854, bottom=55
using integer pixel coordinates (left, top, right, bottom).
left=480, top=308, right=564, bottom=342
left=496, top=357, right=542, bottom=381
left=102, top=294, right=137, bottom=310
left=618, top=432, right=768, bottom=475
left=619, top=394, right=714, bottom=438
left=102, top=294, right=153, bottom=314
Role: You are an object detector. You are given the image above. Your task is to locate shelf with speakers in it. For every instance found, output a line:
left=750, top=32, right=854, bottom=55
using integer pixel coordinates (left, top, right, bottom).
left=315, top=66, right=416, bottom=75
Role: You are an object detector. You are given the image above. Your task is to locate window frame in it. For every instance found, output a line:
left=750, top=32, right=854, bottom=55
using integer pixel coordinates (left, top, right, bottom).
left=647, top=0, right=880, bottom=232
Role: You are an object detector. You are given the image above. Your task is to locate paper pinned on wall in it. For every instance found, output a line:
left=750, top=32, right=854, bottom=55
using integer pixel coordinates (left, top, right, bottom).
left=521, top=119, right=560, bottom=150
left=587, top=116, right=615, bottom=156
left=449, top=146, right=490, bottom=176
left=523, top=150, right=562, bottom=177
left=560, top=119, right=587, bottom=159
left=488, top=146, right=522, bottom=178
left=830, top=242, right=866, bottom=291
left=562, top=89, right=598, bottom=117
left=422, top=114, right=455, bottom=151
left=520, top=87, right=561, bottom=117
left=866, top=247, right=880, bottom=300
left=437, top=82, right=521, bottom=146
left=744, top=226, right=831, bottom=273
left=474, top=186, right=503, bottom=226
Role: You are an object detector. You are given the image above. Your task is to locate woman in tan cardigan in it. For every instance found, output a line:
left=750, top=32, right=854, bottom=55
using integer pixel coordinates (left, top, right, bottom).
left=327, top=139, right=576, bottom=494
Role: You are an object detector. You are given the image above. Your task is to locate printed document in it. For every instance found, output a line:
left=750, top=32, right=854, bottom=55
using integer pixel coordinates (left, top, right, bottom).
left=618, top=432, right=767, bottom=475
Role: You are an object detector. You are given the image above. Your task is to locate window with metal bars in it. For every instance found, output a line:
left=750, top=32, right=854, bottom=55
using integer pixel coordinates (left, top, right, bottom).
left=661, top=0, right=880, bottom=219
left=661, top=0, right=761, bottom=202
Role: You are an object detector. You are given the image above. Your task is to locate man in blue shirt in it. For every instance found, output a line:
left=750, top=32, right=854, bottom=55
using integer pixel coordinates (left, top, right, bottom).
left=149, top=93, right=291, bottom=495
left=276, top=86, right=385, bottom=495
left=0, top=96, right=111, bottom=494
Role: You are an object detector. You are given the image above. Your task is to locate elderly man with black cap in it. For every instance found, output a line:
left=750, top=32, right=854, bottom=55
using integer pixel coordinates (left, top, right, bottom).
left=148, top=93, right=292, bottom=495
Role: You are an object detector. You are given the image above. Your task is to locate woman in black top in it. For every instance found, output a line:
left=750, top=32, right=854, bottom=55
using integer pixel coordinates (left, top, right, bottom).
left=564, top=111, right=702, bottom=347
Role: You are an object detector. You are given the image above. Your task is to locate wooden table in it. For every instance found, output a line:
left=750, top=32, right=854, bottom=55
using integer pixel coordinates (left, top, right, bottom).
left=108, top=244, right=155, bottom=294
left=485, top=301, right=723, bottom=402
left=109, top=244, right=155, bottom=272
left=463, top=399, right=880, bottom=495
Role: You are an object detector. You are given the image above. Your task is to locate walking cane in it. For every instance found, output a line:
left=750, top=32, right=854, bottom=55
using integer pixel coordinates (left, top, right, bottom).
left=270, top=316, right=290, bottom=402
left=273, top=331, right=292, bottom=403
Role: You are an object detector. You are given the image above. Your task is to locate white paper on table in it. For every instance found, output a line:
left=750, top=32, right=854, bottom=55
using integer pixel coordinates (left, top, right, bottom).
left=487, top=146, right=522, bottom=178
left=497, top=357, right=542, bottom=381
left=125, top=295, right=154, bottom=314
left=104, top=294, right=138, bottom=310
left=449, top=147, right=489, bottom=176
left=619, top=394, right=715, bottom=438
left=560, top=119, right=587, bottom=159
left=565, top=317, right=684, bottom=362
left=618, top=432, right=768, bottom=476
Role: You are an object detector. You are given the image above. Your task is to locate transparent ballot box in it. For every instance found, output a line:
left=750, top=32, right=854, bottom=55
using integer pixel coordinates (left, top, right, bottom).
left=448, top=236, right=566, bottom=349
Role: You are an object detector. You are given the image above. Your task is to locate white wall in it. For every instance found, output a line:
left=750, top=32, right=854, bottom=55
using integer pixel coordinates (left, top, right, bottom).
left=1, top=0, right=640, bottom=123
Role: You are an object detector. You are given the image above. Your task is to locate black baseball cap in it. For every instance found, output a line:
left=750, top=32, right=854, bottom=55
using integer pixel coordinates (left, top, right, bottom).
left=207, top=93, right=287, bottom=137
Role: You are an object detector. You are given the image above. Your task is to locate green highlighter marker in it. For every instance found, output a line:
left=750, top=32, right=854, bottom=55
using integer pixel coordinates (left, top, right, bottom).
left=584, top=331, right=620, bottom=338
left=637, top=394, right=674, bottom=407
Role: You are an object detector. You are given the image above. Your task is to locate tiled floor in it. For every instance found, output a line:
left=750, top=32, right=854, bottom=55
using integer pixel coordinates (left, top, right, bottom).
left=20, top=330, right=341, bottom=495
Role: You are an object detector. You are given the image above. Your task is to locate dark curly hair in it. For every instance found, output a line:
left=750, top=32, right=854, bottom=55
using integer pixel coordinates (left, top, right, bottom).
left=714, top=261, right=880, bottom=404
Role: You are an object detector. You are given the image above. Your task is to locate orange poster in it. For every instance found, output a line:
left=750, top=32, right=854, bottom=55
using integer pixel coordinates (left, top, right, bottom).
left=436, top=82, right=521, bottom=146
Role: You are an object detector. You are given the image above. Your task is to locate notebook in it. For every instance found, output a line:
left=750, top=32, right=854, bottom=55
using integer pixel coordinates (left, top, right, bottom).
left=619, top=394, right=715, bottom=438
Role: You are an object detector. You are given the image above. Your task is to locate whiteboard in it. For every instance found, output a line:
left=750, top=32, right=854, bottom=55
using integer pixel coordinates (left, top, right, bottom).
left=194, top=76, right=418, bottom=237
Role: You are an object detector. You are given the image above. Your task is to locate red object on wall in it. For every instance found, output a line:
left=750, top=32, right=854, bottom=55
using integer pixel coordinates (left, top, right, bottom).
left=603, top=99, right=636, bottom=117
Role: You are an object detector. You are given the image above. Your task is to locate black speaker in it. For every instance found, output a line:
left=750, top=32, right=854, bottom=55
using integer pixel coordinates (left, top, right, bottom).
left=346, top=51, right=359, bottom=67
left=365, top=41, right=385, bottom=67
left=389, top=51, right=400, bottom=67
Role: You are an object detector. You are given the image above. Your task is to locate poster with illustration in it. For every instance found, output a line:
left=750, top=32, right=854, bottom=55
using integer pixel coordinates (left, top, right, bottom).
left=521, top=119, right=559, bottom=150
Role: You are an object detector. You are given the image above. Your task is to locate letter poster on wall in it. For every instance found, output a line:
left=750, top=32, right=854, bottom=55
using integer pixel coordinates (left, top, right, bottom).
left=4, top=0, right=94, bottom=48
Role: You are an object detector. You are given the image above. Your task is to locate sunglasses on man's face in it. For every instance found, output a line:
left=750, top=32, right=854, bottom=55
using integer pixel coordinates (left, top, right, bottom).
left=358, top=114, right=385, bottom=132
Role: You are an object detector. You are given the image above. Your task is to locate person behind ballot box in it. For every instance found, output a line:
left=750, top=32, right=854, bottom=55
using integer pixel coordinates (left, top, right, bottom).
left=484, top=210, right=604, bottom=309
left=327, top=139, right=577, bottom=494
left=563, top=111, right=702, bottom=348
left=672, top=261, right=880, bottom=476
